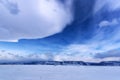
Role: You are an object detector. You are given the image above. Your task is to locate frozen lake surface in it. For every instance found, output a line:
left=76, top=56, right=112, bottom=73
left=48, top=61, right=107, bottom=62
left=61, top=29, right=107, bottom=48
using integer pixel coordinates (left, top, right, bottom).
left=0, top=65, right=120, bottom=80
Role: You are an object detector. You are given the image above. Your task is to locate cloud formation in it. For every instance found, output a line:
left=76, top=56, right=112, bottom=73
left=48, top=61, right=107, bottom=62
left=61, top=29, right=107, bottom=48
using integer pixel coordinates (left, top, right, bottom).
left=1, top=0, right=120, bottom=62
left=95, top=50, right=120, bottom=59
left=0, top=50, right=54, bottom=62
left=94, top=0, right=120, bottom=13
left=0, top=0, right=20, bottom=14
left=99, top=19, right=119, bottom=28
left=1, top=48, right=120, bottom=63
left=0, top=0, right=73, bottom=42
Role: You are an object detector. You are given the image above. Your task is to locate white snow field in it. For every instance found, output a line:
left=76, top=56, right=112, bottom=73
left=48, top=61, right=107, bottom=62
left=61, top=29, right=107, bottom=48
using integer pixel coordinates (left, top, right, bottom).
left=0, top=65, right=120, bottom=80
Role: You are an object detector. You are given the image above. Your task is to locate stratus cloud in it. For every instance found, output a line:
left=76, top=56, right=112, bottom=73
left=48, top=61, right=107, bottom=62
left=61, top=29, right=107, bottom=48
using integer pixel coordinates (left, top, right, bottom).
left=0, top=50, right=54, bottom=62
left=0, top=0, right=73, bottom=42
left=95, top=49, right=120, bottom=59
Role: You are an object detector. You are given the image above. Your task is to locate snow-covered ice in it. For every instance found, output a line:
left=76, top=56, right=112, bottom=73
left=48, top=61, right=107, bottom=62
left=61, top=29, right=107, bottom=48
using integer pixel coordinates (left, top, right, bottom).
left=0, top=65, right=120, bottom=80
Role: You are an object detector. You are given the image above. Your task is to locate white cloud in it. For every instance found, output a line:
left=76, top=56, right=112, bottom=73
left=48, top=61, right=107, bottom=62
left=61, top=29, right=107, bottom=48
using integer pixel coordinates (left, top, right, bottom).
left=99, top=19, right=119, bottom=27
left=0, top=0, right=73, bottom=41
left=1, top=42, right=120, bottom=62
left=54, top=54, right=120, bottom=62
left=92, top=17, right=120, bottom=44
left=94, top=0, right=120, bottom=13
left=0, top=0, right=19, bottom=14
left=0, top=50, right=54, bottom=62
left=53, top=41, right=120, bottom=61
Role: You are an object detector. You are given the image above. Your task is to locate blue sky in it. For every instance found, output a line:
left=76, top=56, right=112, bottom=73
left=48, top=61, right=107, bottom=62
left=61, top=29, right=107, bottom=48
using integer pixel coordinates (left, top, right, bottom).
left=0, top=0, right=120, bottom=62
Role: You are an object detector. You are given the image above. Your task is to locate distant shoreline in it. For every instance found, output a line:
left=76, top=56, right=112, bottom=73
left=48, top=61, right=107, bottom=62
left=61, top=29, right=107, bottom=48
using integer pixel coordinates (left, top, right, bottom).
left=0, top=61, right=120, bottom=66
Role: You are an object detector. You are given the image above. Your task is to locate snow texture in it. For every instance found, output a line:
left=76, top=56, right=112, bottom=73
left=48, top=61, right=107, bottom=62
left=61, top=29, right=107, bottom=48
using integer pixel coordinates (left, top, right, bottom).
left=0, top=65, right=120, bottom=80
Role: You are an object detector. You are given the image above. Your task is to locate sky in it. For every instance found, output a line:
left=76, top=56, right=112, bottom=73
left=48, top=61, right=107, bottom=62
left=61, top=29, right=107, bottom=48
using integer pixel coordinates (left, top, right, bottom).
left=0, top=0, right=120, bottom=62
